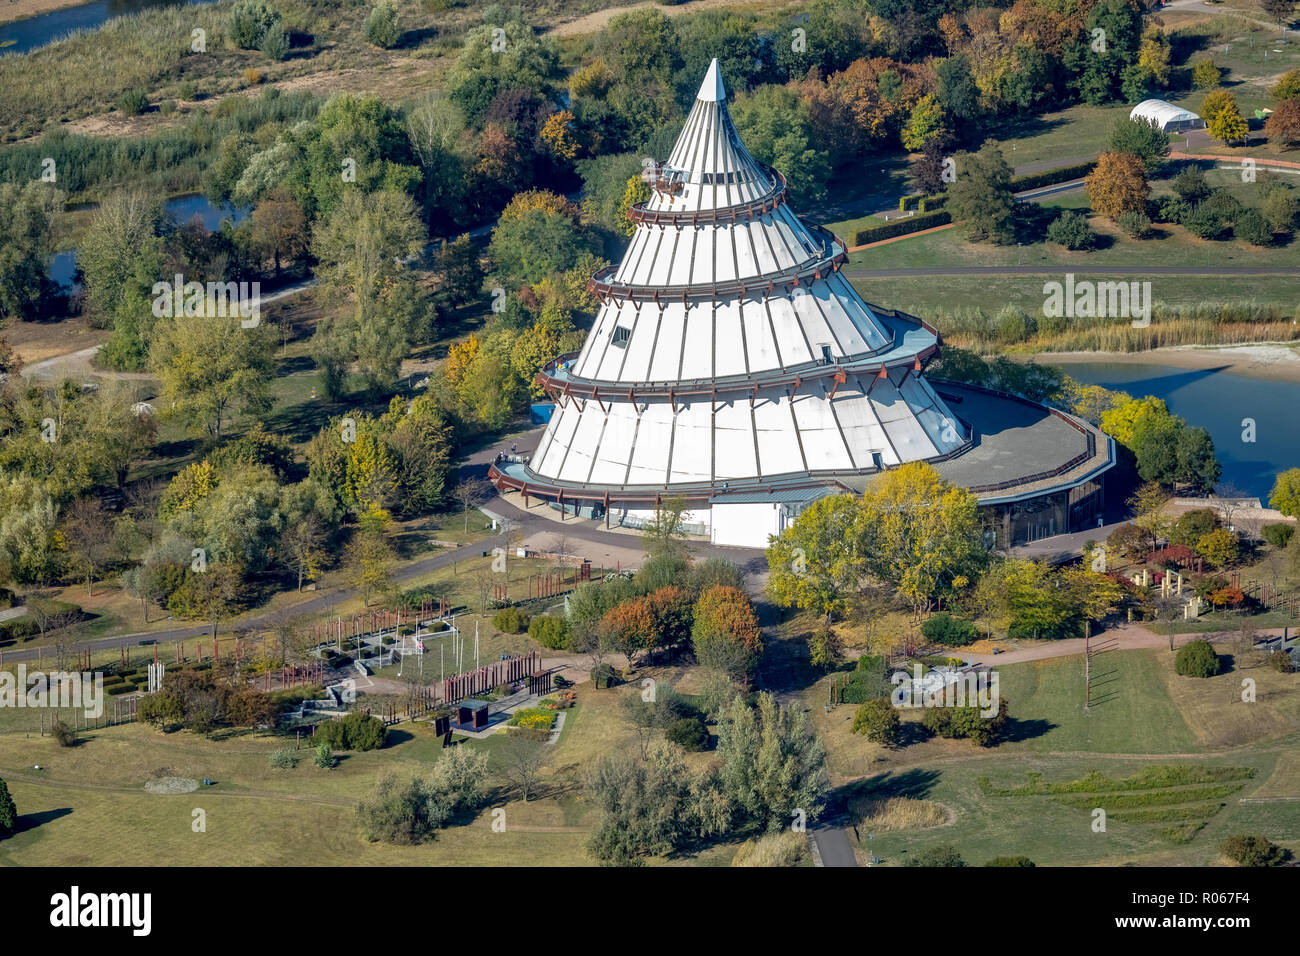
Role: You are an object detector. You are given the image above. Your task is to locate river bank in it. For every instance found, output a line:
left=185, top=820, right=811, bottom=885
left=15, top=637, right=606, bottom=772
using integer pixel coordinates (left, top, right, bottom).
left=1030, top=342, right=1300, bottom=383
left=0, top=0, right=83, bottom=28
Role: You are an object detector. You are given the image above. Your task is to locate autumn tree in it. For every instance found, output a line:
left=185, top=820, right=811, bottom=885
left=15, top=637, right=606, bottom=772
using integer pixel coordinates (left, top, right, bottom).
left=1265, top=99, right=1300, bottom=147
left=61, top=498, right=113, bottom=596
left=249, top=190, right=308, bottom=279
left=1202, top=89, right=1248, bottom=145
left=1269, top=468, right=1300, bottom=517
left=1085, top=150, right=1149, bottom=220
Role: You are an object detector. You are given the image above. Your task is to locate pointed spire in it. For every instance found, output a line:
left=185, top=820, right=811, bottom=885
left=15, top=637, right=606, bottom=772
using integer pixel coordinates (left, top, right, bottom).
left=697, top=57, right=726, bottom=103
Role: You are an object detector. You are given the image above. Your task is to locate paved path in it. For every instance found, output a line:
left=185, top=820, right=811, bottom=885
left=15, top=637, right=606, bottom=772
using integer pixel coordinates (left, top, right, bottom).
left=842, top=263, right=1300, bottom=278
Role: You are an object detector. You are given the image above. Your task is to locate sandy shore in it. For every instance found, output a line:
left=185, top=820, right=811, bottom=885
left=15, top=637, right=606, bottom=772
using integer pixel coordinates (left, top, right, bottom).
left=0, top=0, right=85, bottom=28
left=1030, top=343, right=1300, bottom=383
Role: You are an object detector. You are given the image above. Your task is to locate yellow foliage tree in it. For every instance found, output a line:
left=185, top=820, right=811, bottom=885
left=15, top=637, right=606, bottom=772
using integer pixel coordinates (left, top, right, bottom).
left=540, top=110, right=580, bottom=162
left=617, top=175, right=651, bottom=238
left=1085, top=150, right=1149, bottom=221
left=444, top=332, right=480, bottom=388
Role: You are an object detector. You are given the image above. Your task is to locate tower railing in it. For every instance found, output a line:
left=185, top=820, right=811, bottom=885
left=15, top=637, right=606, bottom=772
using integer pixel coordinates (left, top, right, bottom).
left=628, top=168, right=790, bottom=226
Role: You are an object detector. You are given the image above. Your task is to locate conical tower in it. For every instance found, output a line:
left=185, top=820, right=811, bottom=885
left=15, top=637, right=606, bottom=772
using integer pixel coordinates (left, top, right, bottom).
left=491, top=60, right=970, bottom=537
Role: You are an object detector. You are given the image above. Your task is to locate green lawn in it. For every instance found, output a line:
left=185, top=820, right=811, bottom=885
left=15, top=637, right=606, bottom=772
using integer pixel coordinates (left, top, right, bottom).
left=996, top=650, right=1201, bottom=754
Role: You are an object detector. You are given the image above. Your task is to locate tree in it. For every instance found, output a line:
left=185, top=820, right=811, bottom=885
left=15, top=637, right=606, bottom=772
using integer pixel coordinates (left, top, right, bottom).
left=279, top=513, right=328, bottom=591
left=1206, top=96, right=1249, bottom=146
left=1221, top=833, right=1290, bottom=866
left=1273, top=69, right=1300, bottom=102
left=61, top=497, right=113, bottom=596
left=621, top=689, right=682, bottom=759
left=249, top=191, right=307, bottom=280
left=858, top=463, right=986, bottom=615
left=851, top=696, right=901, bottom=746
left=344, top=508, right=396, bottom=606
left=501, top=730, right=548, bottom=801
left=79, top=191, right=165, bottom=368
left=311, top=188, right=427, bottom=397
left=487, top=191, right=592, bottom=290
left=1261, top=0, right=1297, bottom=33
left=730, top=84, right=830, bottom=203
left=0, top=777, right=16, bottom=837
left=640, top=495, right=691, bottom=558
left=150, top=311, right=277, bottom=441
left=1269, top=467, right=1300, bottom=517
left=1191, top=58, right=1219, bottom=90
left=438, top=234, right=482, bottom=307
left=1108, top=116, right=1170, bottom=171
left=716, top=692, right=827, bottom=831
left=585, top=741, right=726, bottom=865
left=0, top=181, right=59, bottom=321
left=1265, top=99, right=1300, bottom=147
left=454, top=477, right=492, bottom=534
left=1086, top=151, right=1149, bottom=220
left=1196, top=528, right=1240, bottom=568
left=767, top=494, right=865, bottom=624
left=946, top=144, right=1014, bottom=243
left=364, top=1, right=401, bottom=49
left=901, top=93, right=945, bottom=152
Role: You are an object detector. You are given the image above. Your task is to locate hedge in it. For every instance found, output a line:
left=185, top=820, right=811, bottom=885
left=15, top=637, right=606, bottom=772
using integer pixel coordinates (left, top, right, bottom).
left=1010, top=161, right=1096, bottom=193
left=853, top=210, right=952, bottom=247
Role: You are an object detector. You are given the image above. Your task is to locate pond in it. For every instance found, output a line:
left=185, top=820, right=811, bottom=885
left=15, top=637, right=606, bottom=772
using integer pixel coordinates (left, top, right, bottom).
left=0, top=0, right=216, bottom=56
left=49, top=193, right=250, bottom=290
left=1050, top=357, right=1300, bottom=501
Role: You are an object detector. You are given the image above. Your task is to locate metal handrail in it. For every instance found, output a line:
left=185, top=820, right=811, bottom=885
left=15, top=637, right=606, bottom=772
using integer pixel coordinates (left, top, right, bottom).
left=628, top=168, right=790, bottom=227
left=587, top=225, right=848, bottom=305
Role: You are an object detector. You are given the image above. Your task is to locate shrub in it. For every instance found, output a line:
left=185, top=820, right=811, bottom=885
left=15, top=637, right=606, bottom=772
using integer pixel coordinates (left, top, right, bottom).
left=242, top=68, right=263, bottom=85
left=0, top=777, right=16, bottom=836
left=364, top=1, right=402, bottom=48
left=1219, top=834, right=1289, bottom=866
left=905, top=844, right=966, bottom=867
left=1184, top=204, right=1229, bottom=239
left=269, top=748, right=298, bottom=769
left=315, top=712, right=388, bottom=751
left=1175, top=639, right=1219, bottom=678
left=1155, top=195, right=1191, bottom=224
left=853, top=210, right=951, bottom=246
left=1118, top=210, right=1153, bottom=238
left=178, top=81, right=197, bottom=100
left=159, top=99, right=177, bottom=116
left=492, top=607, right=529, bottom=634
left=921, top=699, right=1010, bottom=747
left=51, top=721, right=77, bottom=747
left=314, top=743, right=337, bottom=769
left=1262, top=523, right=1295, bottom=548
left=591, top=662, right=618, bottom=688
left=259, top=20, right=290, bottom=61
left=528, top=614, right=570, bottom=649
left=1045, top=210, right=1096, bottom=250
left=921, top=613, right=978, bottom=647
left=229, top=0, right=279, bottom=49
left=116, top=89, right=148, bottom=116
left=1171, top=166, right=1212, bottom=203
left=1267, top=648, right=1296, bottom=673
left=985, top=855, right=1036, bottom=866
left=664, top=716, right=708, bottom=751
left=851, top=697, right=901, bottom=746
left=1235, top=208, right=1274, bottom=246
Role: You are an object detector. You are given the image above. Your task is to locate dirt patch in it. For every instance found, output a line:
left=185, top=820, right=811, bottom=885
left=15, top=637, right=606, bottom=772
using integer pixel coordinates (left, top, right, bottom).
left=546, top=0, right=802, bottom=36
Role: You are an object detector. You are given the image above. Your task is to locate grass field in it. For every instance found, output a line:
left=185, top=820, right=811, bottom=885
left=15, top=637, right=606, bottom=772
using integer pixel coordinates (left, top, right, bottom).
left=0, top=667, right=743, bottom=866
left=809, top=645, right=1300, bottom=865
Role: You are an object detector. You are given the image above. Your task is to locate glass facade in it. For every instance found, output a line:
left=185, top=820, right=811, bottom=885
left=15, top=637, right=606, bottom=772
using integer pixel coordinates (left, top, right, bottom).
left=984, top=475, right=1106, bottom=548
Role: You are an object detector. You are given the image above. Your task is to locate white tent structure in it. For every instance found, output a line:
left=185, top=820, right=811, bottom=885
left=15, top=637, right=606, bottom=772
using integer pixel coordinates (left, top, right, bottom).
left=1129, top=99, right=1204, bottom=133
left=490, top=60, right=972, bottom=547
